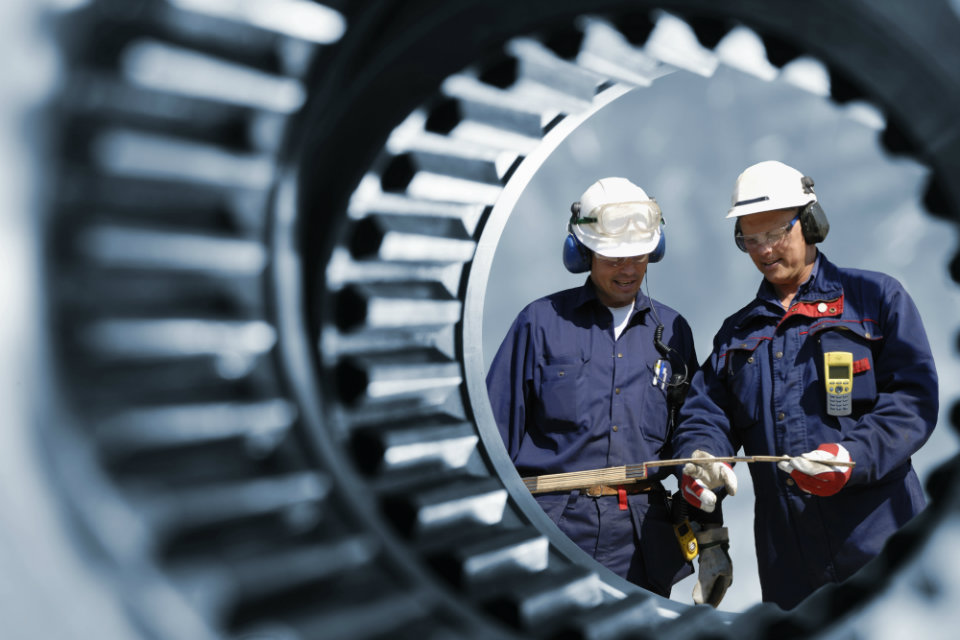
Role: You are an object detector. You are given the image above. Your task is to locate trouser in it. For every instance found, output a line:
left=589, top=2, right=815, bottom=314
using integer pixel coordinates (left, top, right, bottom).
left=535, top=487, right=692, bottom=596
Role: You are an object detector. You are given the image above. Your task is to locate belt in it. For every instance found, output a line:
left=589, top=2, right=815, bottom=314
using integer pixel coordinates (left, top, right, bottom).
left=582, top=481, right=659, bottom=497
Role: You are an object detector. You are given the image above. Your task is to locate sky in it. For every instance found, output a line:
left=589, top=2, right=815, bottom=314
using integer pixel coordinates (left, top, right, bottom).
left=482, top=60, right=960, bottom=612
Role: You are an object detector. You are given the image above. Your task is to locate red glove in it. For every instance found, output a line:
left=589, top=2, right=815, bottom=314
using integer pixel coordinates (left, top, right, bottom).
left=681, top=450, right=738, bottom=513
left=777, top=443, right=852, bottom=496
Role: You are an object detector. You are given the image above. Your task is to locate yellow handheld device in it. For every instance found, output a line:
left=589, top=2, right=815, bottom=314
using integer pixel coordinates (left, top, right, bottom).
left=674, top=519, right=698, bottom=562
left=824, top=351, right=854, bottom=416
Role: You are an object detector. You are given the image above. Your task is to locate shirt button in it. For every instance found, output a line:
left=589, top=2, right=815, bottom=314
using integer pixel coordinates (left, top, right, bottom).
left=617, top=353, right=623, bottom=358
left=865, top=332, right=871, bottom=338
left=775, top=351, right=783, bottom=359
left=786, top=477, right=795, bottom=486
left=615, top=388, right=621, bottom=394
left=612, top=425, right=619, bottom=432
left=817, top=302, right=827, bottom=313
left=747, top=356, right=754, bottom=363
left=778, top=412, right=786, bottom=420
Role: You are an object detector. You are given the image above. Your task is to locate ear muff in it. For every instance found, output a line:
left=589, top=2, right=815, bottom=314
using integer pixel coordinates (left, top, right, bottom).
left=563, top=201, right=593, bottom=273
left=799, top=175, right=829, bottom=244
left=563, top=202, right=667, bottom=272
left=562, top=229, right=593, bottom=273
left=799, top=201, right=829, bottom=244
left=648, top=225, right=666, bottom=263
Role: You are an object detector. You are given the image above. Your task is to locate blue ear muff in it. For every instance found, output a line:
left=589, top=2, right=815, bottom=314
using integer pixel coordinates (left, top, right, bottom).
left=563, top=232, right=592, bottom=273
left=648, top=231, right=666, bottom=263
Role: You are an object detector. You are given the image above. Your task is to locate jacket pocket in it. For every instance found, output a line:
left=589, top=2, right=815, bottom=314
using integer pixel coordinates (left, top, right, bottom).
left=537, top=358, right=585, bottom=432
left=643, top=387, right=671, bottom=450
left=719, top=341, right=762, bottom=427
left=817, top=328, right=878, bottom=411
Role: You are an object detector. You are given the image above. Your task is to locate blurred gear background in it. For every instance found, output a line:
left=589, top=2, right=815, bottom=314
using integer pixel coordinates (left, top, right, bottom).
left=2, top=1, right=960, bottom=639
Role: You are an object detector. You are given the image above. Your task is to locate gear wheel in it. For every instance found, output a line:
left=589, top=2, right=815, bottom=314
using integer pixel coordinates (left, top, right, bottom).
left=8, top=1, right=960, bottom=639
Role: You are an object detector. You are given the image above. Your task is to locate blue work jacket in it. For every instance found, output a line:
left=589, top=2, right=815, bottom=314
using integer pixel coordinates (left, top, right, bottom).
left=673, top=252, right=938, bottom=609
left=486, top=278, right=699, bottom=593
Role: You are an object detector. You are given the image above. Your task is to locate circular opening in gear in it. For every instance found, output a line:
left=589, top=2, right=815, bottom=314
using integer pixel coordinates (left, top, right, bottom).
left=482, top=60, right=960, bottom=612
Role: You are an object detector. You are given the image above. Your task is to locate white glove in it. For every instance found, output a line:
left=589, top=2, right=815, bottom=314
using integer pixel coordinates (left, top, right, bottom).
left=777, top=443, right=853, bottom=496
left=692, top=526, right=732, bottom=607
left=681, top=450, right=738, bottom=513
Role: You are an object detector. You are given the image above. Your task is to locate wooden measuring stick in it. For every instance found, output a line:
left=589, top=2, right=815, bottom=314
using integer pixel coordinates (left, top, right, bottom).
left=522, top=455, right=856, bottom=494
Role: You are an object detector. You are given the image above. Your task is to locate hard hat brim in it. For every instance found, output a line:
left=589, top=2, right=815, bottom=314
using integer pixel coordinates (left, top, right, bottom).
left=575, top=227, right=662, bottom=258
left=726, top=195, right=816, bottom=218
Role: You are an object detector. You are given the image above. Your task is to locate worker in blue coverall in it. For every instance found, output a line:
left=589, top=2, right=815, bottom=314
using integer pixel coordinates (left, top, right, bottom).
left=486, top=177, right=730, bottom=602
left=673, top=160, right=939, bottom=610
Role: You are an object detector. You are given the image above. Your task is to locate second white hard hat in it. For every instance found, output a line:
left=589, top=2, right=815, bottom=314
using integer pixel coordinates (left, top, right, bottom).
left=726, top=160, right=817, bottom=218
left=572, top=177, right=662, bottom=258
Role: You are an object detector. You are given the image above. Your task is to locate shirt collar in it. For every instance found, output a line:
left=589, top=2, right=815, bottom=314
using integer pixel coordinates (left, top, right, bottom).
left=577, top=277, right=653, bottom=320
left=737, top=251, right=845, bottom=326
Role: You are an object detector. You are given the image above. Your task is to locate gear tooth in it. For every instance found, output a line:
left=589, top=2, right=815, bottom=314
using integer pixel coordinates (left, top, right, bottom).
left=548, top=592, right=666, bottom=640
left=427, top=526, right=550, bottom=588
left=233, top=588, right=446, bottom=639
left=385, top=139, right=523, bottom=188
left=381, top=476, right=508, bottom=537
left=173, top=535, right=380, bottom=621
left=77, top=317, right=276, bottom=361
left=481, top=565, right=605, bottom=632
left=508, top=37, right=612, bottom=103
left=642, top=11, right=719, bottom=77
left=443, top=73, right=561, bottom=142
left=96, top=397, right=297, bottom=460
left=76, top=224, right=268, bottom=274
left=351, top=415, right=478, bottom=475
left=143, top=471, right=332, bottom=541
left=334, top=348, right=462, bottom=408
left=347, top=215, right=475, bottom=264
left=91, top=127, right=278, bottom=189
left=334, top=281, right=462, bottom=331
left=577, top=17, right=673, bottom=87
left=119, top=39, right=307, bottom=113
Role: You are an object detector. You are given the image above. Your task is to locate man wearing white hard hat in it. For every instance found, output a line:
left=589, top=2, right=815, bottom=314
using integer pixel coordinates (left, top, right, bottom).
left=486, top=177, right=724, bottom=601
left=672, top=160, right=939, bottom=609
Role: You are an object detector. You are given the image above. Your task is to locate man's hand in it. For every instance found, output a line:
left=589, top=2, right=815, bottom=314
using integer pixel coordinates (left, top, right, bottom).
left=693, top=525, right=732, bottom=607
left=777, top=443, right=852, bottom=496
left=681, top=450, right=738, bottom=513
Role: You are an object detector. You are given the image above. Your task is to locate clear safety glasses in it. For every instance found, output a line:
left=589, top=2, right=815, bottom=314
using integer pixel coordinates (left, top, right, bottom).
left=594, top=254, right=650, bottom=268
left=735, top=214, right=800, bottom=252
left=575, top=200, right=662, bottom=236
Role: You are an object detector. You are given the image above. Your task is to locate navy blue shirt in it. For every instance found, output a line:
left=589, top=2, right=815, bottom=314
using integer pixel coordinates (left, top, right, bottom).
left=673, top=252, right=938, bottom=609
left=487, top=278, right=699, bottom=481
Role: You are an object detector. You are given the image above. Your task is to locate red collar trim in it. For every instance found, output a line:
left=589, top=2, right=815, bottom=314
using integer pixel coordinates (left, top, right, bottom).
left=779, top=295, right=843, bottom=327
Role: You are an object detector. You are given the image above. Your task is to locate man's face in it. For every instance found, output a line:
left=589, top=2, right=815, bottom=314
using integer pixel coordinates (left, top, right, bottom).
left=590, top=253, right=648, bottom=307
left=738, top=207, right=816, bottom=292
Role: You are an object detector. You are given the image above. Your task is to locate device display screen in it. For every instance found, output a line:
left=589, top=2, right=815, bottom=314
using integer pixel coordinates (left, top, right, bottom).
left=829, top=364, right=849, bottom=378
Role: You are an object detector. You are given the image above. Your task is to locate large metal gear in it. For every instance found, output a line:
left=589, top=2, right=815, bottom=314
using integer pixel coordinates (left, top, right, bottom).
left=8, top=0, right=960, bottom=638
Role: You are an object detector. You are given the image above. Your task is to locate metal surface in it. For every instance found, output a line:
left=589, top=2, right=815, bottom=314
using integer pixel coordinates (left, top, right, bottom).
left=6, top=0, right=960, bottom=638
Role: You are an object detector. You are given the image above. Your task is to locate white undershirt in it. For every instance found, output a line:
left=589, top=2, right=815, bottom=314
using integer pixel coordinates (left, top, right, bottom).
left=607, top=301, right=635, bottom=340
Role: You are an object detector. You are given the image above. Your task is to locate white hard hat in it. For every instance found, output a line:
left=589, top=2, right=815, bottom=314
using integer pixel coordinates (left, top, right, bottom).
left=726, top=160, right=817, bottom=218
left=571, top=177, right=662, bottom=258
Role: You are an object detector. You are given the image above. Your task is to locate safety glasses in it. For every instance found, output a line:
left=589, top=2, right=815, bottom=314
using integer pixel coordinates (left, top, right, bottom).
left=574, top=200, right=662, bottom=236
left=594, top=254, right=650, bottom=268
left=735, top=214, right=800, bottom=252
